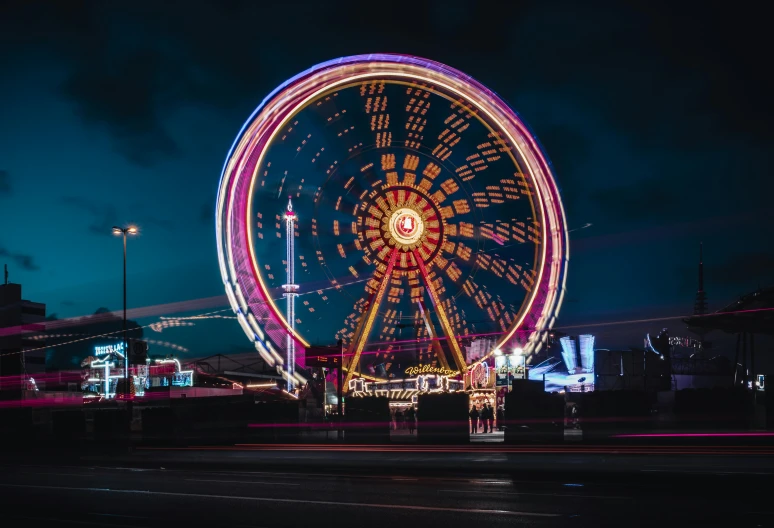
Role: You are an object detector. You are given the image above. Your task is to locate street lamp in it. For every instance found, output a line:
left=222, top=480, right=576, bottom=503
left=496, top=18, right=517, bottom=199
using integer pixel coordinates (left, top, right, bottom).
left=112, top=226, right=138, bottom=383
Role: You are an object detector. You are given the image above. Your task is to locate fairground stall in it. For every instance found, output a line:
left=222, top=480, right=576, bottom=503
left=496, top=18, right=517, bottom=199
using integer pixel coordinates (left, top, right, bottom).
left=349, top=370, right=464, bottom=430
left=82, top=342, right=193, bottom=399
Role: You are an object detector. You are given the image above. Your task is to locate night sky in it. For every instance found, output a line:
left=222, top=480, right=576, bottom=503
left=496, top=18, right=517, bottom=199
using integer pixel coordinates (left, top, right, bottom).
left=1, top=1, right=772, bottom=362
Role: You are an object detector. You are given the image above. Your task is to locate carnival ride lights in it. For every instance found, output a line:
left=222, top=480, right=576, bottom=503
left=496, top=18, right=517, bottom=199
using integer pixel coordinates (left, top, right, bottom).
left=545, top=334, right=596, bottom=392
left=216, top=54, right=568, bottom=391
left=349, top=374, right=463, bottom=400
left=154, top=358, right=194, bottom=387
left=89, top=356, right=118, bottom=398
left=559, top=336, right=578, bottom=373
left=283, top=197, right=299, bottom=392
left=579, top=334, right=594, bottom=371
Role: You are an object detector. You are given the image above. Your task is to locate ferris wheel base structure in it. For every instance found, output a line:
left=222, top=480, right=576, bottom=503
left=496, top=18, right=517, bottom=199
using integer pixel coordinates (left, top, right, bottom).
left=215, top=54, right=569, bottom=393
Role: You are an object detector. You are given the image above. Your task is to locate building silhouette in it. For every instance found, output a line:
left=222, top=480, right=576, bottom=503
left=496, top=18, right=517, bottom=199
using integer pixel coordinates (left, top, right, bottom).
left=0, top=280, right=46, bottom=394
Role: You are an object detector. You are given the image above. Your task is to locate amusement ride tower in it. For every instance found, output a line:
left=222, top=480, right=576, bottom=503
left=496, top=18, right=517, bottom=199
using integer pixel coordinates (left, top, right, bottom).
left=283, top=196, right=299, bottom=391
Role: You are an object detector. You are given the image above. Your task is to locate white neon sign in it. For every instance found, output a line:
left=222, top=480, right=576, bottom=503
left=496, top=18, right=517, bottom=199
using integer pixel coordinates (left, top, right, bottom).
left=95, top=342, right=125, bottom=357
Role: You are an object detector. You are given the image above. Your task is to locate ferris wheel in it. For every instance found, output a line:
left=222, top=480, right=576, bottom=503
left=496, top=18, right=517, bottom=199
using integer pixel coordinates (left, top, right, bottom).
left=216, top=54, right=568, bottom=391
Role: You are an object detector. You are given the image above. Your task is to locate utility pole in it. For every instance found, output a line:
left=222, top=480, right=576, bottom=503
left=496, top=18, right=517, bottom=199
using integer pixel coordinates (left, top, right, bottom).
left=123, top=230, right=127, bottom=379
left=113, top=225, right=137, bottom=452
left=338, top=340, right=344, bottom=441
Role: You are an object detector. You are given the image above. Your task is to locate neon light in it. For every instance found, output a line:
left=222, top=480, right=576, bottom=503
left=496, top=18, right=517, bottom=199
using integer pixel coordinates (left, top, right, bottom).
left=405, top=364, right=460, bottom=377
left=559, top=336, right=577, bottom=372
left=283, top=196, right=298, bottom=392
left=343, top=248, right=398, bottom=390
left=216, top=55, right=569, bottom=375
left=247, top=312, right=265, bottom=341
left=153, top=358, right=194, bottom=387
left=414, top=249, right=467, bottom=372
left=612, top=432, right=774, bottom=438
left=236, top=312, right=255, bottom=343
left=94, top=342, right=125, bottom=357
left=255, top=341, right=276, bottom=367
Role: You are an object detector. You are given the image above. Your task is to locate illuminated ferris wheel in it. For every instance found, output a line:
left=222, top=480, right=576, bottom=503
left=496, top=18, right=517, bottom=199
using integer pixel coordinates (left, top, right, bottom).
left=216, top=54, right=568, bottom=390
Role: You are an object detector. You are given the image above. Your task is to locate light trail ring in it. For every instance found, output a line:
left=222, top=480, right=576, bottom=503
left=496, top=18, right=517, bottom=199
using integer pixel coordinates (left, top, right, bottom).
left=216, top=54, right=569, bottom=383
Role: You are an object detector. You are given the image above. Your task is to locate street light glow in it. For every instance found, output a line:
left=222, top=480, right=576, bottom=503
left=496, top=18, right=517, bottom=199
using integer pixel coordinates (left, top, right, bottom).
left=112, top=227, right=122, bottom=235
left=128, top=226, right=138, bottom=234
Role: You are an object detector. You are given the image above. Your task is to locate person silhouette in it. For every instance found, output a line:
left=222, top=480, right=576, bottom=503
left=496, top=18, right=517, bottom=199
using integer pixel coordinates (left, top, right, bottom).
left=469, top=405, right=479, bottom=434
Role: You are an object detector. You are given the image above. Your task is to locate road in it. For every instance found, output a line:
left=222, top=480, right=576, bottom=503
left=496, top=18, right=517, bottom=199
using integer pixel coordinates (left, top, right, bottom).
left=2, top=445, right=773, bottom=527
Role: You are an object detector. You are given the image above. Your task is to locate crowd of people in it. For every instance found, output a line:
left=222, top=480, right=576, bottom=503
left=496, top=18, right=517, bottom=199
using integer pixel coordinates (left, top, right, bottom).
left=468, top=402, right=502, bottom=433
left=390, top=402, right=509, bottom=435
left=390, top=406, right=416, bottom=434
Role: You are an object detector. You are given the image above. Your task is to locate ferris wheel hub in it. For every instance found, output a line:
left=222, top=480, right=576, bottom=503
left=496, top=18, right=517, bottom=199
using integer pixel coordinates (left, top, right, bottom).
left=387, top=207, right=424, bottom=248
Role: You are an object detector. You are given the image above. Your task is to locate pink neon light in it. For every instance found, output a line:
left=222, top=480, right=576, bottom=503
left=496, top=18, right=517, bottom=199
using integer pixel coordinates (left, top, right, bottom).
left=216, top=53, right=570, bottom=370
left=612, top=432, right=774, bottom=438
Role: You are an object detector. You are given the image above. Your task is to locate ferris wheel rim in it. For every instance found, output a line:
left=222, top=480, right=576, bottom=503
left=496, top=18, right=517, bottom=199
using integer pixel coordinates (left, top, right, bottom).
left=216, top=54, right=569, bottom=376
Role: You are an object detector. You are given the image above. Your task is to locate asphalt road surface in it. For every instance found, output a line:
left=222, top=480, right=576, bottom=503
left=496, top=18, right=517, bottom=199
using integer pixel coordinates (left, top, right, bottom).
left=2, top=446, right=773, bottom=527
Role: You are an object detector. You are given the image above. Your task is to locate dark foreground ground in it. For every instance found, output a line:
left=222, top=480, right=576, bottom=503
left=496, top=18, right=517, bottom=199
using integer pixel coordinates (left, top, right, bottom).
left=2, top=444, right=773, bottom=528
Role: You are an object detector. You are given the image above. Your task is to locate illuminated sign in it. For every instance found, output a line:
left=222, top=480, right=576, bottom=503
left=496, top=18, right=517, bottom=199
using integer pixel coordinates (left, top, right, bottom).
left=172, top=372, right=193, bottom=387
left=95, top=343, right=125, bottom=357
left=349, top=374, right=464, bottom=400
left=404, top=364, right=460, bottom=377
left=494, top=355, right=525, bottom=386
left=305, top=345, right=342, bottom=368
left=668, top=336, right=703, bottom=349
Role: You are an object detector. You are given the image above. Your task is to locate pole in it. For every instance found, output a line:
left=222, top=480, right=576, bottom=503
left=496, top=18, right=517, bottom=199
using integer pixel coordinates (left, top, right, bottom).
left=733, top=333, right=741, bottom=387
left=338, top=342, right=343, bottom=441
left=507, top=356, right=511, bottom=394
left=522, top=355, right=526, bottom=380
left=741, top=332, right=748, bottom=388
left=122, top=231, right=133, bottom=451
left=751, top=333, right=756, bottom=392
left=123, top=231, right=128, bottom=379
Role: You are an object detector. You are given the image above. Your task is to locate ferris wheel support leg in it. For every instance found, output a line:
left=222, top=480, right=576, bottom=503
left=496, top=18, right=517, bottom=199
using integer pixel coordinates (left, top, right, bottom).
left=343, top=248, right=399, bottom=391
left=413, top=250, right=467, bottom=373
left=416, top=299, right=452, bottom=370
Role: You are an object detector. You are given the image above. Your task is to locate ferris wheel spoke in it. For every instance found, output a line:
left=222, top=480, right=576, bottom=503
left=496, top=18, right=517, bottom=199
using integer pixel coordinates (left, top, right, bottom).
left=413, top=249, right=467, bottom=373
left=343, top=247, right=399, bottom=389
left=416, top=300, right=452, bottom=370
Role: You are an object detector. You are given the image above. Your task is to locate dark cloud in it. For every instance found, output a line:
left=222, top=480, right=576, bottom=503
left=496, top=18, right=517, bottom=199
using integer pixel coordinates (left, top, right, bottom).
left=0, top=170, right=10, bottom=195
left=510, top=2, right=773, bottom=150
left=61, top=196, right=118, bottom=236
left=0, top=247, right=39, bottom=271
left=61, top=50, right=181, bottom=167
left=1, top=0, right=773, bottom=361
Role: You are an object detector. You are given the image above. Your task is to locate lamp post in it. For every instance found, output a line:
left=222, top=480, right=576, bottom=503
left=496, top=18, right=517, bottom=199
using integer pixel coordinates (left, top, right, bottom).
left=112, top=226, right=138, bottom=384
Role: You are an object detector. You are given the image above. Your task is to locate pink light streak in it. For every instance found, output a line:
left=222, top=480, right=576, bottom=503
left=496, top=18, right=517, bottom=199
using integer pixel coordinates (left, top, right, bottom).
left=612, top=432, right=774, bottom=438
